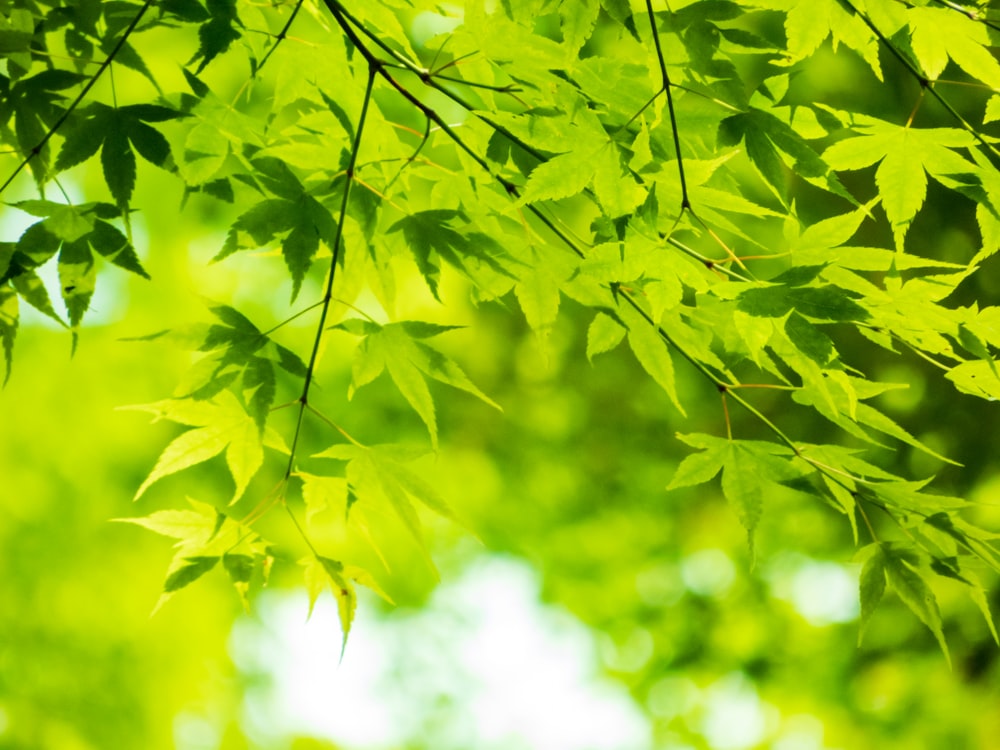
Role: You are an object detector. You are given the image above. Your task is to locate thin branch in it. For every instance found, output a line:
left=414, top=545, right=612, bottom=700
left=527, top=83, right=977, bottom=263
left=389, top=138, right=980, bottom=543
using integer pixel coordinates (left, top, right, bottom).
left=645, top=0, right=689, bottom=209
left=282, top=65, right=377, bottom=481
left=254, top=0, right=307, bottom=75
left=837, top=0, right=1000, bottom=161
left=0, top=0, right=156, bottom=198
left=930, top=0, right=1000, bottom=35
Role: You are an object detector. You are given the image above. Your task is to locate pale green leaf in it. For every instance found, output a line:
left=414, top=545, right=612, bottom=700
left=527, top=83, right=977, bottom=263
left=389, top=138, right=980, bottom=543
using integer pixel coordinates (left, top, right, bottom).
left=985, top=95, right=1000, bottom=125
left=586, top=312, right=626, bottom=360
left=133, top=391, right=263, bottom=502
left=875, top=143, right=926, bottom=244
left=667, top=442, right=728, bottom=490
left=301, top=555, right=357, bottom=658
left=946, top=360, right=1000, bottom=401
left=515, top=271, right=561, bottom=341
left=625, top=311, right=684, bottom=415
left=519, top=149, right=597, bottom=205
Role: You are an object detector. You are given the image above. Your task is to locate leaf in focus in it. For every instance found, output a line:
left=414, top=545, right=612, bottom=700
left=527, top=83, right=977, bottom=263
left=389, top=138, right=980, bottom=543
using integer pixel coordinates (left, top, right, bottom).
left=336, top=320, right=500, bottom=447
left=128, top=391, right=264, bottom=503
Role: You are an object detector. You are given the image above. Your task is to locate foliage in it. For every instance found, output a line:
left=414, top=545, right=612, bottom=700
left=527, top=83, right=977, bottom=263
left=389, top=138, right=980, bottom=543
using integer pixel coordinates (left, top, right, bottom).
left=3, top=0, right=1000, bottom=745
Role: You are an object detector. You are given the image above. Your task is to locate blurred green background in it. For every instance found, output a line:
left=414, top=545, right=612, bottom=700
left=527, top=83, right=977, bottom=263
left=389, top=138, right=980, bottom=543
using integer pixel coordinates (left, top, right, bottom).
left=3, top=3, right=1000, bottom=749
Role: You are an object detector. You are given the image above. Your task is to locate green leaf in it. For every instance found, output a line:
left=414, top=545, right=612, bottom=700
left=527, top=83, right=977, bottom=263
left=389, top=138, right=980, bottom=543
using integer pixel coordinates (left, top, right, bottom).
left=721, top=443, right=766, bottom=559
left=11, top=270, right=63, bottom=325
left=824, top=122, right=976, bottom=248
left=964, top=571, right=999, bottom=645
left=337, top=320, right=500, bottom=447
left=223, top=552, right=255, bottom=610
left=190, top=0, right=243, bottom=73
left=718, top=107, right=847, bottom=202
left=784, top=311, right=835, bottom=365
left=163, top=555, right=219, bottom=593
left=302, top=555, right=359, bottom=658
left=857, top=544, right=886, bottom=645
left=218, top=188, right=335, bottom=300
left=946, top=360, right=1000, bottom=401
left=986, top=95, right=1000, bottom=125
left=387, top=211, right=515, bottom=299
left=883, top=547, right=950, bottom=663
left=57, top=236, right=95, bottom=330
left=130, top=391, right=264, bottom=503
left=667, top=438, right=727, bottom=490
left=908, top=7, right=1000, bottom=89
left=298, top=472, right=348, bottom=522
left=514, top=268, right=561, bottom=343
left=738, top=284, right=868, bottom=322
left=57, top=103, right=182, bottom=207
left=586, top=311, right=626, bottom=360
left=624, top=306, right=684, bottom=415
left=89, top=220, right=149, bottom=278
left=519, top=149, right=598, bottom=204
left=875, top=144, right=927, bottom=247
left=314, top=442, right=455, bottom=566
left=0, top=286, right=18, bottom=384
left=115, top=506, right=223, bottom=542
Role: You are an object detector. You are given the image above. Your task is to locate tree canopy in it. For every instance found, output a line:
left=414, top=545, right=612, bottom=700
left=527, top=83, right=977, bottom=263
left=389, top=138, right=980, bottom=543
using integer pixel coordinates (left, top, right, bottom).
left=3, top=0, right=1000, bottom=747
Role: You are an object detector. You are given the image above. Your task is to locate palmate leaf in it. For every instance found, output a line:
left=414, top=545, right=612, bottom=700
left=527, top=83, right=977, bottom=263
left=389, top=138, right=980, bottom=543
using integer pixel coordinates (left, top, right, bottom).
left=125, top=390, right=267, bottom=503
left=1, top=201, right=148, bottom=343
left=315, top=442, right=457, bottom=567
left=668, top=434, right=813, bottom=558
left=334, top=319, right=501, bottom=448
left=191, top=305, right=306, bottom=434
left=56, top=103, right=184, bottom=207
left=154, top=302, right=309, bottom=430
left=115, top=497, right=272, bottom=612
left=188, top=0, right=243, bottom=74
left=717, top=107, right=850, bottom=203
left=216, top=158, right=336, bottom=299
left=387, top=210, right=517, bottom=300
left=823, top=121, right=978, bottom=248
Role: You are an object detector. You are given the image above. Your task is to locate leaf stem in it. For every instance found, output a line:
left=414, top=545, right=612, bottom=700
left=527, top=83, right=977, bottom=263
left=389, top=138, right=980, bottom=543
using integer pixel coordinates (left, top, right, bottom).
left=857, top=500, right=880, bottom=542
left=284, top=502, right=319, bottom=555
left=260, top=299, right=325, bottom=337
left=306, top=403, right=362, bottom=445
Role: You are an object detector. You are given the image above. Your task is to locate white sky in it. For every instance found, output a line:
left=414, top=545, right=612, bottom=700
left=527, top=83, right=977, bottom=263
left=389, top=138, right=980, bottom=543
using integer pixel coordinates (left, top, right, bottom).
left=229, top=556, right=651, bottom=750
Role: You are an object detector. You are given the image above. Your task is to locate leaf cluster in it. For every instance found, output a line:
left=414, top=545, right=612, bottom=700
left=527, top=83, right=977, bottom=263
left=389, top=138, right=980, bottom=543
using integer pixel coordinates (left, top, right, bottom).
left=3, top=0, right=1000, bottom=659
